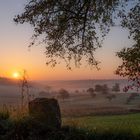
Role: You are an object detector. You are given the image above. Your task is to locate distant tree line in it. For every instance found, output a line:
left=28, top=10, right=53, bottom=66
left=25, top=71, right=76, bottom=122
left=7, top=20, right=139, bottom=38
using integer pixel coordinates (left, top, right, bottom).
left=87, top=83, right=120, bottom=95
left=86, top=83, right=120, bottom=102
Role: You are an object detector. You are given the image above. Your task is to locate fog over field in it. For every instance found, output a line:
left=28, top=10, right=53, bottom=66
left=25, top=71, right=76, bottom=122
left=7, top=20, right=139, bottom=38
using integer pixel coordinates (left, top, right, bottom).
left=0, top=78, right=140, bottom=117
left=39, top=79, right=128, bottom=92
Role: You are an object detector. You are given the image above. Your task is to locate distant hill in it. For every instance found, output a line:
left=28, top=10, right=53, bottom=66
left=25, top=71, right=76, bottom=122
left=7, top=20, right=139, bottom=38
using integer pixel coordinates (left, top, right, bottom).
left=0, top=77, right=39, bottom=88
left=0, top=77, right=20, bottom=86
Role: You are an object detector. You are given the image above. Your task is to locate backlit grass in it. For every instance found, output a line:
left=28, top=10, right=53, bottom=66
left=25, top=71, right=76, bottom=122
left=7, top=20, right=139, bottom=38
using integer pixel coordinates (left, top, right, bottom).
left=63, top=113, right=140, bottom=134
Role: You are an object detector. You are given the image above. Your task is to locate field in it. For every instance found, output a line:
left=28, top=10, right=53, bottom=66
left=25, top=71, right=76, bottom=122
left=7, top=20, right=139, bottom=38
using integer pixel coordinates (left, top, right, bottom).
left=59, top=93, right=140, bottom=117
left=0, top=83, right=140, bottom=117
left=0, top=83, right=140, bottom=139
left=63, top=113, right=140, bottom=134
left=1, top=111, right=140, bottom=140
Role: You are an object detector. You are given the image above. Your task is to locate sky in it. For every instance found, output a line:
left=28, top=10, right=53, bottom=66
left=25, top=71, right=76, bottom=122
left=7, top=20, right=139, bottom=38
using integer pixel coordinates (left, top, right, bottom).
left=0, top=0, right=133, bottom=81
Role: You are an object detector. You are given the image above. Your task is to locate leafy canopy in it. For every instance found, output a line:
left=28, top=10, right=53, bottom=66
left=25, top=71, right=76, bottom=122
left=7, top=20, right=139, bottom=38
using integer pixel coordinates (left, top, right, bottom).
left=14, top=0, right=140, bottom=88
left=14, top=0, right=130, bottom=68
left=116, top=2, right=140, bottom=89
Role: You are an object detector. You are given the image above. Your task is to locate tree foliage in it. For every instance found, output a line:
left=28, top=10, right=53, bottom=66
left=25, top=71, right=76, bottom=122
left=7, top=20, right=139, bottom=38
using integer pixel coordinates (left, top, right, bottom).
left=94, top=84, right=103, bottom=93
left=14, top=0, right=130, bottom=68
left=57, top=89, right=70, bottom=100
left=112, top=83, right=120, bottom=92
left=87, top=88, right=96, bottom=97
left=14, top=0, right=140, bottom=88
left=94, top=84, right=109, bottom=94
left=116, top=3, right=140, bottom=90
left=101, top=84, right=109, bottom=94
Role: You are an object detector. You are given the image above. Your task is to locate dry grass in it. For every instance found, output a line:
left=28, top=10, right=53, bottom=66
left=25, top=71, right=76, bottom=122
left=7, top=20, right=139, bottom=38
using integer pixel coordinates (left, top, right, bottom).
left=58, top=93, right=140, bottom=117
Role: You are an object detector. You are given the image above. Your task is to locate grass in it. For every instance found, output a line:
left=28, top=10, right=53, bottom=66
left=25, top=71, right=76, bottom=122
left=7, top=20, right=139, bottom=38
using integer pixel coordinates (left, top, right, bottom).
left=1, top=97, right=140, bottom=140
left=63, top=113, right=140, bottom=134
left=1, top=110, right=140, bottom=139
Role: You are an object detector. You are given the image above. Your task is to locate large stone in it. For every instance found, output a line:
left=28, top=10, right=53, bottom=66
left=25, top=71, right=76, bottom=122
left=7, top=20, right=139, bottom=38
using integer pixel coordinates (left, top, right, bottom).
left=28, top=98, right=61, bottom=128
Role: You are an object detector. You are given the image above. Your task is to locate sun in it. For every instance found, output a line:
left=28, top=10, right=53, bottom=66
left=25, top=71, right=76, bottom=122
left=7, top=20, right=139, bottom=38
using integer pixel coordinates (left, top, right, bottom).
left=13, top=72, right=20, bottom=79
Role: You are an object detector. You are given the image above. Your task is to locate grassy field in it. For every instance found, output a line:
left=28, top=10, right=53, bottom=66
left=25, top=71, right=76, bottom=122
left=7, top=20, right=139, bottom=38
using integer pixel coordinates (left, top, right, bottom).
left=1, top=92, right=140, bottom=117
left=1, top=83, right=140, bottom=139
left=63, top=113, right=140, bottom=134
left=1, top=111, right=140, bottom=140
left=59, top=93, right=140, bottom=117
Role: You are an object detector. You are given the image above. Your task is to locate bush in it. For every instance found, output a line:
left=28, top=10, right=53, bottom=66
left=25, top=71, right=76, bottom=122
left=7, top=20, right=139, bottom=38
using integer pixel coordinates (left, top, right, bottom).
left=0, top=111, right=9, bottom=120
left=0, top=112, right=14, bottom=140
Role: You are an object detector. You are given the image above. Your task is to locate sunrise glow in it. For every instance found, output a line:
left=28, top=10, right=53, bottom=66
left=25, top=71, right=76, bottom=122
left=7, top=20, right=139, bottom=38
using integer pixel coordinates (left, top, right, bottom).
left=12, top=72, right=20, bottom=79
left=0, top=0, right=132, bottom=81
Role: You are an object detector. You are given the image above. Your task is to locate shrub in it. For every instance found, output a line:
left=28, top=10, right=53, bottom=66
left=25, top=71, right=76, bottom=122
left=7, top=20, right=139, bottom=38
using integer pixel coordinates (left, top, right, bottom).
left=0, top=112, right=14, bottom=140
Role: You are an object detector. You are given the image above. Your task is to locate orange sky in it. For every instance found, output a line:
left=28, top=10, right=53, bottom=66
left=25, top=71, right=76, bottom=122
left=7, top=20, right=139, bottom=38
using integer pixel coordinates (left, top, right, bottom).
left=0, top=0, right=133, bottom=81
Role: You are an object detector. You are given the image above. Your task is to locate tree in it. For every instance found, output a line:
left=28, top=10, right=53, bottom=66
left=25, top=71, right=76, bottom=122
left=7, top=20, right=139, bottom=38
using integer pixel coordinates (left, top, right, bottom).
left=57, top=89, right=70, bottom=100
left=112, top=83, right=120, bottom=93
left=87, top=88, right=96, bottom=98
left=94, top=84, right=103, bottom=93
left=14, top=0, right=133, bottom=69
left=116, top=3, right=140, bottom=90
left=94, top=84, right=109, bottom=94
left=14, top=0, right=140, bottom=87
left=101, top=84, right=109, bottom=95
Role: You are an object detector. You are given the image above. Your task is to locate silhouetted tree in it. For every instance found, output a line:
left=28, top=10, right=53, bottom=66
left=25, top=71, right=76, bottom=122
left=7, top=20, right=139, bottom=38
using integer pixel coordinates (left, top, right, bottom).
left=14, top=0, right=140, bottom=88
left=87, top=88, right=96, bottom=98
left=57, top=89, right=70, bottom=100
left=101, top=84, right=109, bottom=95
left=112, top=83, right=120, bottom=93
left=14, top=0, right=139, bottom=69
left=116, top=3, right=140, bottom=90
left=75, top=90, right=79, bottom=94
left=94, top=84, right=103, bottom=93
left=94, top=84, right=109, bottom=94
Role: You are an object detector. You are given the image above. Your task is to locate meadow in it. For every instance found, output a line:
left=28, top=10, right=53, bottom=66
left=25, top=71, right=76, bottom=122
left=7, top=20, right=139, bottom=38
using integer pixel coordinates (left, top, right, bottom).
left=63, top=113, right=140, bottom=134
left=1, top=110, right=140, bottom=140
left=59, top=92, right=140, bottom=117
